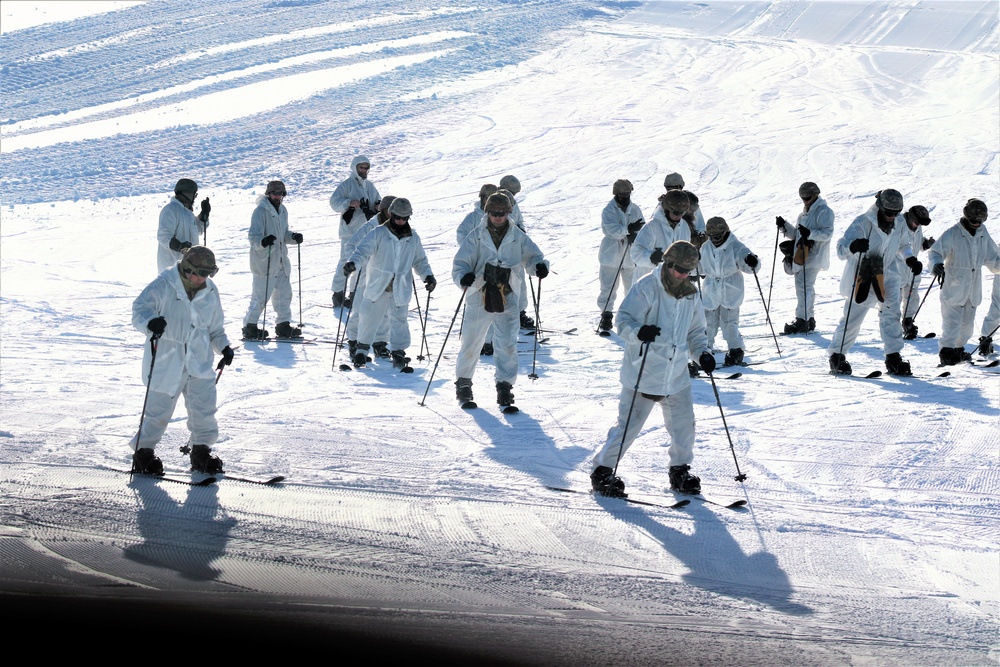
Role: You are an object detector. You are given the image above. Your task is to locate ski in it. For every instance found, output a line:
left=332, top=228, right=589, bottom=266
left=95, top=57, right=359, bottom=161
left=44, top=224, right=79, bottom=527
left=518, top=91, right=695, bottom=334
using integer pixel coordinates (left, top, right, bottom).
left=219, top=474, right=285, bottom=485
left=686, top=494, right=748, bottom=509
left=501, top=405, right=520, bottom=414
left=545, top=486, right=691, bottom=510
left=527, top=327, right=578, bottom=336
left=970, top=359, right=1000, bottom=368
left=829, top=370, right=882, bottom=379
left=112, top=468, right=216, bottom=486
left=460, top=401, right=478, bottom=410
left=697, top=372, right=742, bottom=380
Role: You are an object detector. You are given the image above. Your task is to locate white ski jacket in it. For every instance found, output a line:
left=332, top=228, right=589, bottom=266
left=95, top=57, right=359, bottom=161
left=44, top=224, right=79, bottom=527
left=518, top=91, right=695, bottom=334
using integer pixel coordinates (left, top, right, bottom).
left=781, top=196, right=835, bottom=270
left=699, top=234, right=753, bottom=311
left=631, top=211, right=694, bottom=277
left=248, top=196, right=295, bottom=278
left=350, top=224, right=433, bottom=307
left=928, top=223, right=1000, bottom=307
left=599, top=198, right=645, bottom=267
left=329, top=156, right=381, bottom=240
left=157, top=197, right=205, bottom=272
left=836, top=205, right=914, bottom=298
left=452, top=224, right=547, bottom=307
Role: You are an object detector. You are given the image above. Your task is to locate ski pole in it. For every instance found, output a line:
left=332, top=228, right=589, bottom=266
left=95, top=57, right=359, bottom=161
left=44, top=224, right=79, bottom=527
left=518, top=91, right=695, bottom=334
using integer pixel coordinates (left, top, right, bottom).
left=420, top=287, right=468, bottom=406
left=611, top=341, right=651, bottom=481
left=297, top=242, right=303, bottom=329
left=597, top=240, right=630, bottom=334
left=132, top=333, right=161, bottom=479
left=751, top=269, right=782, bottom=357
left=260, top=245, right=272, bottom=340
left=766, top=225, right=780, bottom=314
left=837, top=236, right=870, bottom=360
left=528, top=275, right=542, bottom=380
left=902, top=271, right=917, bottom=323
left=331, top=272, right=358, bottom=370
left=412, top=279, right=429, bottom=361
left=911, top=274, right=941, bottom=322
left=706, top=369, right=747, bottom=482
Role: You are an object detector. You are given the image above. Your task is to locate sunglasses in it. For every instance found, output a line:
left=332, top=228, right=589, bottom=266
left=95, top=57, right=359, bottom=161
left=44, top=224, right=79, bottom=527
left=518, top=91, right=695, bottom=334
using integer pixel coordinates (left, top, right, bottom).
left=487, top=211, right=508, bottom=218
left=183, top=266, right=219, bottom=278
left=269, top=191, right=287, bottom=197
left=666, top=262, right=693, bottom=275
left=883, top=209, right=901, bottom=217
left=391, top=214, right=410, bottom=222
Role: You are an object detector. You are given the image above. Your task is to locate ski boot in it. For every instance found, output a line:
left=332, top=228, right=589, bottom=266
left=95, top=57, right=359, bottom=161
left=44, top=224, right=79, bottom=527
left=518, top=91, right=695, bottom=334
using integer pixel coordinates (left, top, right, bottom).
left=496, top=381, right=515, bottom=408
left=668, top=464, right=701, bottom=495
left=242, top=323, right=268, bottom=340
left=131, top=448, right=163, bottom=475
left=372, top=341, right=390, bottom=359
left=978, top=336, right=994, bottom=356
left=189, top=445, right=223, bottom=474
left=343, top=294, right=353, bottom=309
left=353, top=345, right=369, bottom=368
left=885, top=352, right=912, bottom=376
left=455, top=378, right=474, bottom=405
left=348, top=339, right=358, bottom=358
left=480, top=342, right=494, bottom=356
left=808, top=317, right=816, bottom=332
left=275, top=321, right=301, bottom=339
left=902, top=317, right=918, bottom=340
left=391, top=350, right=411, bottom=372
left=783, top=317, right=808, bottom=334
left=829, top=353, right=852, bottom=375
left=519, top=310, right=535, bottom=330
left=599, top=311, right=613, bottom=333
left=590, top=465, right=626, bottom=498
left=332, top=291, right=345, bottom=308
left=723, top=348, right=744, bottom=367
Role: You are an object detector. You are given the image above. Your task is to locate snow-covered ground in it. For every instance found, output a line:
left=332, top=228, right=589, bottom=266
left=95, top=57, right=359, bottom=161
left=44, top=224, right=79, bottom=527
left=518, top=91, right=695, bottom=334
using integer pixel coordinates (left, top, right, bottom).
left=1, top=1, right=998, bottom=663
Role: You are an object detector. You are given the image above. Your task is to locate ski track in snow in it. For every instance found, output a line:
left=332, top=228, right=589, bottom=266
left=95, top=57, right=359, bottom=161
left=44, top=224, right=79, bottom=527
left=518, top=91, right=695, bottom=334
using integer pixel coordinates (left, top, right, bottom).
left=1, top=1, right=999, bottom=664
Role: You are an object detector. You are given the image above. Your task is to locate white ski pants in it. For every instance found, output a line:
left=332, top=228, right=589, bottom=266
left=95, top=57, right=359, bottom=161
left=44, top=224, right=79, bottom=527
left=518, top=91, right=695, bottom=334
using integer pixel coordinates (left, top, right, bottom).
left=597, top=261, right=635, bottom=313
left=592, top=385, right=695, bottom=470
left=705, top=306, right=744, bottom=351
left=131, top=376, right=218, bottom=451
left=456, top=293, right=519, bottom=385
left=244, top=271, right=292, bottom=327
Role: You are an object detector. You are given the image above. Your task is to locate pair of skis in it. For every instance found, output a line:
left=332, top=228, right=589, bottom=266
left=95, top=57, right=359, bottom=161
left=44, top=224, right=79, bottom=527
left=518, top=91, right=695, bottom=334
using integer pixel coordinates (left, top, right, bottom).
left=545, top=485, right=747, bottom=510
left=116, top=468, right=285, bottom=487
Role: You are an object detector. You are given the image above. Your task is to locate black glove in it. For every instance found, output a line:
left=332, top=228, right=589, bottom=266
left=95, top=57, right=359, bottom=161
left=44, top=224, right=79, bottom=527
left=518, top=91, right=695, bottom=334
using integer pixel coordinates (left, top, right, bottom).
left=342, top=208, right=356, bottom=224
left=776, top=216, right=787, bottom=230
left=216, top=345, right=234, bottom=370
left=906, top=256, right=922, bottom=275
left=803, top=239, right=816, bottom=248
left=460, top=272, right=476, bottom=287
left=798, top=225, right=811, bottom=240
left=849, top=238, right=869, bottom=254
left=535, top=263, right=548, bottom=279
left=424, top=275, right=437, bottom=292
left=932, top=263, right=945, bottom=280
left=360, top=198, right=376, bottom=219
left=199, top=198, right=211, bottom=223
left=292, top=232, right=303, bottom=244
left=147, top=316, right=166, bottom=335
left=626, top=221, right=643, bottom=244
left=261, top=235, right=276, bottom=248
left=650, top=248, right=664, bottom=265
left=343, top=261, right=356, bottom=276
left=922, top=237, right=935, bottom=251
left=745, top=254, right=759, bottom=269
left=168, top=237, right=190, bottom=252
left=180, top=241, right=192, bottom=251
left=637, top=324, right=660, bottom=342
left=699, top=352, right=716, bottom=374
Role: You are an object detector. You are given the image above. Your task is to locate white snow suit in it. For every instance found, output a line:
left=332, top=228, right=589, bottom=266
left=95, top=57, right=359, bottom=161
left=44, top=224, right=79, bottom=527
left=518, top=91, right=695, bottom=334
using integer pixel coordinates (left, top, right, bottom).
left=330, top=156, right=381, bottom=293
left=631, top=209, right=695, bottom=278
left=157, top=197, right=206, bottom=272
left=131, top=266, right=230, bottom=450
left=244, top=196, right=297, bottom=328
left=981, top=272, right=1000, bottom=340
left=700, top=233, right=754, bottom=351
left=928, top=222, right=1000, bottom=349
left=597, top=198, right=644, bottom=312
left=780, top=196, right=834, bottom=321
left=592, top=270, right=710, bottom=471
left=896, top=222, right=927, bottom=320
left=344, top=217, right=390, bottom=344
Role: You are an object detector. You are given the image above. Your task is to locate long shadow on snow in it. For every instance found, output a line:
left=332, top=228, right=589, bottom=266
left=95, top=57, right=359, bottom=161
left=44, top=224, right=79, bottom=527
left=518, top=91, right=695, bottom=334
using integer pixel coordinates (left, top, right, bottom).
left=595, top=495, right=813, bottom=616
left=123, top=476, right=236, bottom=584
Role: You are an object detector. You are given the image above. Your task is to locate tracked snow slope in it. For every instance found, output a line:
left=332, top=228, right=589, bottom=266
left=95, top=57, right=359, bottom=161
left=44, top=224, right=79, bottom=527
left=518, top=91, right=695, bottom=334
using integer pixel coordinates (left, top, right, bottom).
left=1, top=2, right=998, bottom=664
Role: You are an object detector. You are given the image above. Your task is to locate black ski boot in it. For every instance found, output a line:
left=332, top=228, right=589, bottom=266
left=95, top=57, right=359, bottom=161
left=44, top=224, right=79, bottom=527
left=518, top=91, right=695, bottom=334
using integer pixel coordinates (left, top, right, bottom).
left=784, top=317, right=808, bottom=334
left=353, top=345, right=369, bottom=368
left=829, top=353, right=852, bottom=375
left=668, top=464, right=701, bottom=494
left=979, top=336, right=994, bottom=356
left=902, top=317, right=918, bottom=340
left=391, top=350, right=412, bottom=372
left=519, top=310, right=535, bottom=330
left=242, top=323, right=268, bottom=340
left=590, top=465, right=626, bottom=497
left=332, top=291, right=345, bottom=308
left=723, top=348, right=744, bottom=367
left=190, top=445, right=223, bottom=474
left=275, top=321, right=301, bottom=339
left=808, top=317, right=816, bottom=331
left=455, top=378, right=474, bottom=405
left=372, top=341, right=390, bottom=359
left=348, top=339, right=358, bottom=357
left=496, top=381, right=515, bottom=408
left=132, top=448, right=163, bottom=475
left=480, top=342, right=494, bottom=356
left=885, top=352, right=912, bottom=376
left=599, top=311, right=613, bottom=333
left=343, top=294, right=353, bottom=309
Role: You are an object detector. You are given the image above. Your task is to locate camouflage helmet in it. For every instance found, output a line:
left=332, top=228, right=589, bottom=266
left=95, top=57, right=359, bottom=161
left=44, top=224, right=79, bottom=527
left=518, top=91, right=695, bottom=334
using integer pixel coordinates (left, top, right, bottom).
left=180, top=245, right=218, bottom=276
left=663, top=240, right=700, bottom=272
left=963, top=198, right=988, bottom=223
left=706, top=216, right=729, bottom=237
left=485, top=192, right=512, bottom=215
left=478, top=183, right=498, bottom=209
left=906, top=205, right=931, bottom=226
left=663, top=172, right=685, bottom=189
left=388, top=197, right=412, bottom=218
left=174, top=178, right=198, bottom=195
left=799, top=182, right=820, bottom=198
left=876, top=189, right=904, bottom=213
left=265, top=180, right=286, bottom=195
left=499, top=174, right=521, bottom=195
left=612, top=179, right=633, bottom=195
left=378, top=195, right=397, bottom=213
left=661, top=189, right=690, bottom=215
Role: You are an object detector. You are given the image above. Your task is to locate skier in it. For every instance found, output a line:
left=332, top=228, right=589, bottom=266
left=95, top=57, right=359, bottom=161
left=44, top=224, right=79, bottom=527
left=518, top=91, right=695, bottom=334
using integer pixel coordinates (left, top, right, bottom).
left=497, top=177, right=535, bottom=330
left=343, top=198, right=436, bottom=370
left=828, top=189, right=918, bottom=376
left=699, top=216, right=758, bottom=366
left=590, top=241, right=714, bottom=497
left=895, top=205, right=933, bottom=339
left=927, top=198, right=1000, bottom=365
left=330, top=156, right=381, bottom=308
left=131, top=246, right=233, bottom=474
left=452, top=192, right=548, bottom=410
left=978, top=272, right=1000, bottom=355
left=660, top=172, right=706, bottom=231
left=157, top=178, right=211, bottom=272
left=597, top=179, right=645, bottom=332
left=776, top=182, right=835, bottom=334
left=631, top=189, right=695, bottom=278
left=242, top=180, right=304, bottom=340
left=343, top=196, right=395, bottom=360
left=457, top=183, right=498, bottom=244
left=499, top=174, right=525, bottom=231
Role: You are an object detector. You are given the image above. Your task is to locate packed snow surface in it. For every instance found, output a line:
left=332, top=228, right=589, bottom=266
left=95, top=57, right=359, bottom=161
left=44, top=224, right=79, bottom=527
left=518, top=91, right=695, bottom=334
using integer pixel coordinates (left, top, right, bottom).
left=1, top=1, right=998, bottom=664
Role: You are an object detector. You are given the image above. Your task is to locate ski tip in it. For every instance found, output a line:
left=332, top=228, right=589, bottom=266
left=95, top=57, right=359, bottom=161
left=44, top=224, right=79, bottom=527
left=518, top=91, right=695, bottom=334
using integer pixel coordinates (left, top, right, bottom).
left=674, top=499, right=692, bottom=508
left=195, top=476, right=217, bottom=486
left=265, top=476, right=286, bottom=485
left=339, top=364, right=352, bottom=372
left=501, top=405, right=520, bottom=414
left=400, top=367, right=414, bottom=373
left=865, top=370, right=883, bottom=379
left=726, top=499, right=748, bottom=508
left=597, top=330, right=611, bottom=337
left=461, top=401, right=478, bottom=410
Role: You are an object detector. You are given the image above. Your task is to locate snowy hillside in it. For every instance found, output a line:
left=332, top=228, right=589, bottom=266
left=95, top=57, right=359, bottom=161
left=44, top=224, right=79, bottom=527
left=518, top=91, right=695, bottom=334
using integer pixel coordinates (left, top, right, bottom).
left=1, top=1, right=998, bottom=664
